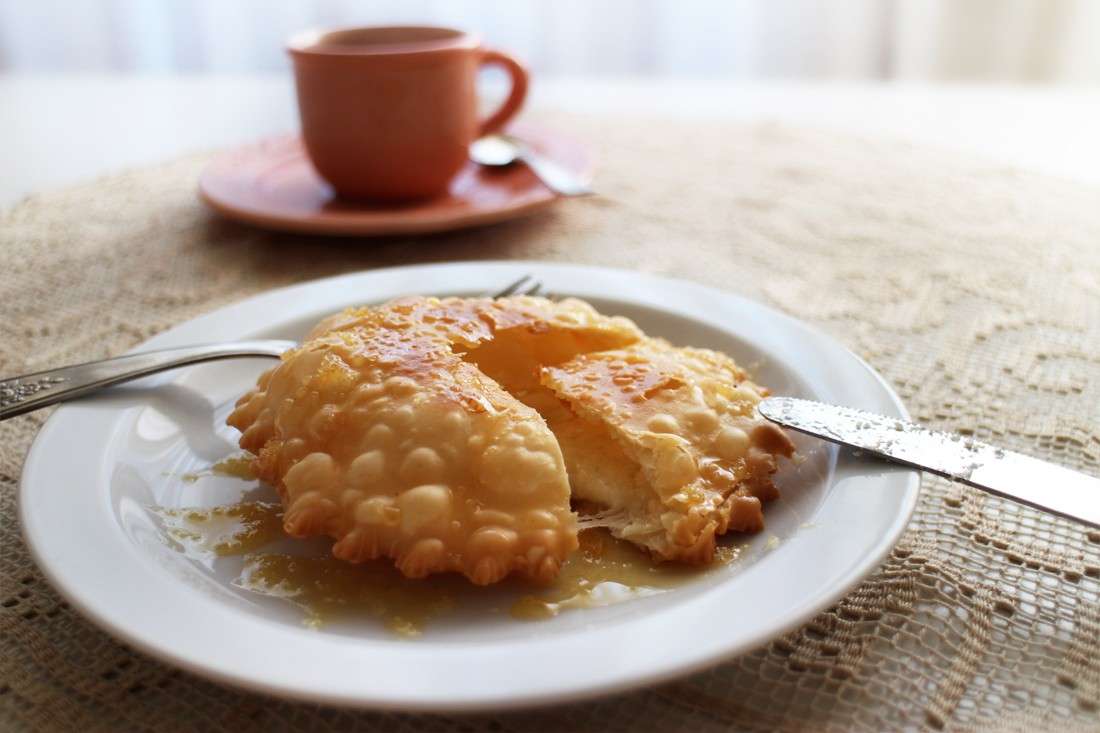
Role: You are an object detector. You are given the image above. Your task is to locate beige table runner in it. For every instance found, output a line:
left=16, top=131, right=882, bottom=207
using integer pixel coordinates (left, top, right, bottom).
left=3, top=115, right=1100, bottom=732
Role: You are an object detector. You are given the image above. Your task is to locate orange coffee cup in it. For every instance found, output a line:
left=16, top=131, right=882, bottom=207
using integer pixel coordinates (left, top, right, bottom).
left=287, top=26, right=528, bottom=202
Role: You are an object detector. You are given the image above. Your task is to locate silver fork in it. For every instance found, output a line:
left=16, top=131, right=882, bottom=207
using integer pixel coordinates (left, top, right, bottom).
left=0, top=276, right=543, bottom=421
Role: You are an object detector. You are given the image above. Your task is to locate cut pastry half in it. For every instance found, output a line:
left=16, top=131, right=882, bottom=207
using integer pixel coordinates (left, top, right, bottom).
left=541, top=337, right=795, bottom=563
left=227, top=296, right=641, bottom=585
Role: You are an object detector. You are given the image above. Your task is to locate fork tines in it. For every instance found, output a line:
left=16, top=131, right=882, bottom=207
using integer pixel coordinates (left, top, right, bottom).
left=493, top=274, right=543, bottom=299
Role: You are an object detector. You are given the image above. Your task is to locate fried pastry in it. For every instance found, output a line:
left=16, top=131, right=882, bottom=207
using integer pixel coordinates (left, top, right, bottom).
left=227, top=296, right=641, bottom=585
left=541, top=338, right=795, bottom=563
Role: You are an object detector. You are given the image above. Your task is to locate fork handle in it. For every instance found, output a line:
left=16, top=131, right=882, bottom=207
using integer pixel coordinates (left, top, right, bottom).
left=0, top=340, right=294, bottom=421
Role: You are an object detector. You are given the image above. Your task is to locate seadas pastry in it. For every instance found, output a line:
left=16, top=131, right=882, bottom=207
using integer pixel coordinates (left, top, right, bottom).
left=540, top=338, right=795, bottom=563
left=227, top=294, right=793, bottom=584
left=227, top=296, right=641, bottom=585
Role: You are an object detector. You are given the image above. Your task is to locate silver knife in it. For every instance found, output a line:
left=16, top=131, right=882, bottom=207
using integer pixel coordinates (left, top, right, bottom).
left=758, top=396, right=1100, bottom=528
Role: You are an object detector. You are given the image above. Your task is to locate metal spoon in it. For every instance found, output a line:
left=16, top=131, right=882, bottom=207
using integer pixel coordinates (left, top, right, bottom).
left=469, top=134, right=593, bottom=197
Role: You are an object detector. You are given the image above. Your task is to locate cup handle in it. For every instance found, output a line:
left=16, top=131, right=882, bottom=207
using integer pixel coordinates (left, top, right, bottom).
left=477, top=48, right=529, bottom=137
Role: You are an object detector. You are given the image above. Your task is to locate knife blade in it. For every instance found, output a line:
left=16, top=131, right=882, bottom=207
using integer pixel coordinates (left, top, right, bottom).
left=758, top=396, right=1100, bottom=528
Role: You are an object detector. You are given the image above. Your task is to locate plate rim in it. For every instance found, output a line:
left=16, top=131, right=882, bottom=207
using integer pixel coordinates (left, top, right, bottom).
left=19, top=261, right=920, bottom=712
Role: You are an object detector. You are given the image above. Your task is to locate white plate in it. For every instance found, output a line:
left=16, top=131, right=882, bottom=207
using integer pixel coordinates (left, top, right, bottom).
left=20, top=262, right=919, bottom=711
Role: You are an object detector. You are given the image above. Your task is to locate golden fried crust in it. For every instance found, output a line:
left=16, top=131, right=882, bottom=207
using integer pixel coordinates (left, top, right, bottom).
left=542, top=338, right=795, bottom=563
left=227, top=296, right=641, bottom=585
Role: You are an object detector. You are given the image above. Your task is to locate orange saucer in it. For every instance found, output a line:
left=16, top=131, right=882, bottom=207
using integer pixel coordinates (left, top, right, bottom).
left=198, top=125, right=590, bottom=236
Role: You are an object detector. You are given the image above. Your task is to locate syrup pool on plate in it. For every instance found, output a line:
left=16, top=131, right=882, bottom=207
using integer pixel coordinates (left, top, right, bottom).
left=152, top=500, right=284, bottom=561
left=154, top=494, right=742, bottom=637
left=511, top=529, right=742, bottom=620
left=180, top=454, right=257, bottom=484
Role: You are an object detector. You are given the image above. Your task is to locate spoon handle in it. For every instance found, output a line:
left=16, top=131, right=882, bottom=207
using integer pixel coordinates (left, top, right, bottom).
left=0, top=340, right=294, bottom=421
left=520, top=150, right=593, bottom=197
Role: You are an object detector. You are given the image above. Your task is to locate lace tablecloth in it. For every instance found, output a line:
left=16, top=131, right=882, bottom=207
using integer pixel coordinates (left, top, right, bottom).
left=3, top=115, right=1100, bottom=732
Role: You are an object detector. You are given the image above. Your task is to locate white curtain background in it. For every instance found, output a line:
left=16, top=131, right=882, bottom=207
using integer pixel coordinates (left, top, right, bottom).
left=1, top=0, right=1098, bottom=82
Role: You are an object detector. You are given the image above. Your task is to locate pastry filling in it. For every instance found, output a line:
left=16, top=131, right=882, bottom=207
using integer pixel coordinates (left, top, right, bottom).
left=541, top=338, right=794, bottom=563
